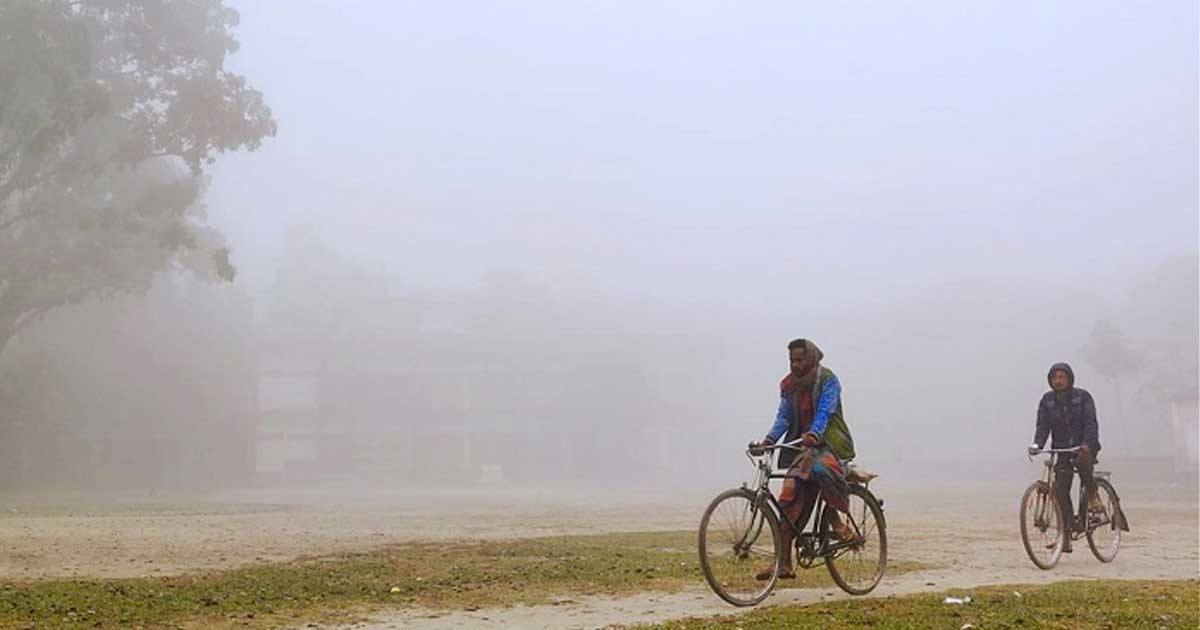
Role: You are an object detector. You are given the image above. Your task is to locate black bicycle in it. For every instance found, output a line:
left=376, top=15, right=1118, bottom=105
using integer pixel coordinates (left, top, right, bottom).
left=1019, top=446, right=1128, bottom=570
left=698, top=439, right=886, bottom=606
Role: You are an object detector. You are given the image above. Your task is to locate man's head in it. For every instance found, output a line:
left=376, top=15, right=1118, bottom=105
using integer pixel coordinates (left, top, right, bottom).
left=787, top=338, right=824, bottom=379
left=1047, top=362, right=1075, bottom=392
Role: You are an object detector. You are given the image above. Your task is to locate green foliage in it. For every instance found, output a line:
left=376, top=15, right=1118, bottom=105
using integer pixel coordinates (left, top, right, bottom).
left=0, top=0, right=275, bottom=352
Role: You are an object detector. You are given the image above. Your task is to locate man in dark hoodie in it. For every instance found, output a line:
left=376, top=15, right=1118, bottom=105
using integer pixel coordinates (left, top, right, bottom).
left=750, top=338, right=856, bottom=579
left=1029, top=362, right=1104, bottom=552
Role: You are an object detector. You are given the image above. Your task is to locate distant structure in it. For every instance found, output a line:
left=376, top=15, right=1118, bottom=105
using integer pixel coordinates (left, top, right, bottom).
left=1168, top=386, right=1199, bottom=479
left=252, top=306, right=727, bottom=485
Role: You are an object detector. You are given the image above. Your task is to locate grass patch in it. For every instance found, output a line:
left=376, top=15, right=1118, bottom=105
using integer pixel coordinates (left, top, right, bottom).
left=636, top=579, right=1200, bottom=629
left=0, top=530, right=925, bottom=628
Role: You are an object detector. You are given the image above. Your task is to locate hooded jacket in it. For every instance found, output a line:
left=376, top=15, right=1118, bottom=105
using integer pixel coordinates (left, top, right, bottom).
left=1034, top=362, right=1101, bottom=451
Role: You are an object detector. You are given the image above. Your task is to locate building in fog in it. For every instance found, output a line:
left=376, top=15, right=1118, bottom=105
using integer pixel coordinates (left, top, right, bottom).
left=253, top=301, right=730, bottom=484
left=1168, top=387, right=1199, bottom=477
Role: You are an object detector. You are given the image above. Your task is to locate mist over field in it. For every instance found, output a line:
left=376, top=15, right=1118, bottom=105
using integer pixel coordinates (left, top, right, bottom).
left=1, top=0, right=1196, bottom=495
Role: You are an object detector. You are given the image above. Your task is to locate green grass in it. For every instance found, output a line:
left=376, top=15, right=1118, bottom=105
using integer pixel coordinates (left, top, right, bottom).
left=0, top=530, right=924, bottom=629
left=634, top=579, right=1200, bottom=630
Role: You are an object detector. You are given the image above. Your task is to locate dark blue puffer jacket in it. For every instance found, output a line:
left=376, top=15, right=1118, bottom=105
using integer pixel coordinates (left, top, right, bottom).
left=1034, top=362, right=1101, bottom=451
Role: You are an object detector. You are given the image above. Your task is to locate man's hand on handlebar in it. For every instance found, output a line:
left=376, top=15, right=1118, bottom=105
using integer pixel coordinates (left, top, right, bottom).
left=748, top=440, right=773, bottom=456
left=1027, top=443, right=1042, bottom=456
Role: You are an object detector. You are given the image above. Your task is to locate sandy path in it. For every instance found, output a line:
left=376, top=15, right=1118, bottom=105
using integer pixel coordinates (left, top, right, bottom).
left=0, top=481, right=1193, bottom=630
left=328, top=483, right=1199, bottom=630
left=0, top=486, right=692, bottom=579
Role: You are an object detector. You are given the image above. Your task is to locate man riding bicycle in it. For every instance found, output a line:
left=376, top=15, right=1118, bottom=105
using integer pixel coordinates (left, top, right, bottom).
left=1028, top=362, right=1104, bottom=553
left=750, top=338, right=856, bottom=580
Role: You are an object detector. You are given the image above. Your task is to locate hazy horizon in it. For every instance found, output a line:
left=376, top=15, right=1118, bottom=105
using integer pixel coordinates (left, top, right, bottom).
left=2, top=0, right=1196, bottom=492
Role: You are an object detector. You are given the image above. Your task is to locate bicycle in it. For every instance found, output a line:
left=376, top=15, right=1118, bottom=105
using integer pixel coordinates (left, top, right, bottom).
left=698, top=439, right=887, bottom=606
left=1019, top=446, right=1128, bottom=570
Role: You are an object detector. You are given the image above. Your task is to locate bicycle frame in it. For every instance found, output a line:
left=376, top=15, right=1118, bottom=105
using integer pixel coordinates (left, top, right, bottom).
left=1029, top=447, right=1111, bottom=539
left=1029, top=451, right=1061, bottom=533
left=742, top=442, right=865, bottom=565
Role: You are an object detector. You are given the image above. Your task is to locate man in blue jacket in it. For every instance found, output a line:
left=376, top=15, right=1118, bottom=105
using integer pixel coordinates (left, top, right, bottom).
left=1029, top=362, right=1104, bottom=552
left=751, top=338, right=855, bottom=579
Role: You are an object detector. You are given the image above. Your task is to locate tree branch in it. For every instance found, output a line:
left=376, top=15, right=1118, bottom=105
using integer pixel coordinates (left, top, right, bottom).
left=0, top=140, right=23, bottom=167
left=0, top=170, right=38, bottom=211
left=1, top=281, right=101, bottom=344
left=0, top=210, right=38, bottom=232
left=9, top=307, right=45, bottom=339
left=0, top=307, right=43, bottom=359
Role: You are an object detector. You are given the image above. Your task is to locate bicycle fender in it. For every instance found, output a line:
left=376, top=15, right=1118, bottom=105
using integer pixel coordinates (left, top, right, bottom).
left=1113, top=501, right=1130, bottom=531
left=1101, top=481, right=1130, bottom=532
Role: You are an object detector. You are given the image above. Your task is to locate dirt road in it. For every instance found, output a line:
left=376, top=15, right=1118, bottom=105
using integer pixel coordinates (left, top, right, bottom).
left=0, top=485, right=692, bottom=579
left=337, top=483, right=1198, bottom=630
left=0, top=480, right=1194, bottom=629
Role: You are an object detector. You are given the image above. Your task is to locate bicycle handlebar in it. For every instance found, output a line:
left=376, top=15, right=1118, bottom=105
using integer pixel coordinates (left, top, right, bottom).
left=1026, top=445, right=1081, bottom=463
left=1028, top=446, right=1081, bottom=454
left=746, top=438, right=806, bottom=455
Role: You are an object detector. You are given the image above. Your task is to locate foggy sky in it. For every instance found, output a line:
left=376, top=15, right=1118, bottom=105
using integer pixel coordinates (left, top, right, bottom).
left=195, top=1, right=1197, bottom=477
left=207, top=1, right=1197, bottom=303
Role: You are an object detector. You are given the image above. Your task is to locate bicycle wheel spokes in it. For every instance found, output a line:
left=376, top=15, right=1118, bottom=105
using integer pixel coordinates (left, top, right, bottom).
left=1020, top=481, right=1063, bottom=570
left=699, top=489, right=781, bottom=606
left=1086, top=480, right=1121, bottom=563
left=825, top=486, right=886, bottom=595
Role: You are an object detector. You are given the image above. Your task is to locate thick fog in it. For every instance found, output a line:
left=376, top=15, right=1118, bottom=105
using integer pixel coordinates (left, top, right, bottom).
left=1, top=1, right=1196, bottom=492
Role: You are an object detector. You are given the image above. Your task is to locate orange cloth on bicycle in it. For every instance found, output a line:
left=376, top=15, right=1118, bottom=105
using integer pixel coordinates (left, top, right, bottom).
left=780, top=447, right=849, bottom=514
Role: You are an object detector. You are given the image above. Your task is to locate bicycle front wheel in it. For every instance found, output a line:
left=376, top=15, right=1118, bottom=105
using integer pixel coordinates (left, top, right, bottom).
left=1086, top=478, right=1121, bottom=563
left=1020, top=480, right=1064, bottom=570
left=698, top=488, right=782, bottom=607
left=824, top=484, right=887, bottom=595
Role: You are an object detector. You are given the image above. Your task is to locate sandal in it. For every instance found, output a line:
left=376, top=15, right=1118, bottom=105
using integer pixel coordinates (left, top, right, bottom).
left=755, top=565, right=795, bottom=581
left=833, top=520, right=857, bottom=543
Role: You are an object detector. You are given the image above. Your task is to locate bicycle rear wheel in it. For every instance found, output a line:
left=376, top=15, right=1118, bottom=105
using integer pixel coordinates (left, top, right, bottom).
left=698, top=488, right=782, bottom=606
left=1020, top=480, right=1064, bottom=570
left=1086, top=478, right=1121, bottom=563
left=824, top=484, right=886, bottom=595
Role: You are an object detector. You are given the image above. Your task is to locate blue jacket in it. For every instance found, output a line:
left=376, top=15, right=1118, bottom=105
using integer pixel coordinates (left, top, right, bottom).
left=766, top=373, right=842, bottom=443
left=1034, top=362, right=1100, bottom=451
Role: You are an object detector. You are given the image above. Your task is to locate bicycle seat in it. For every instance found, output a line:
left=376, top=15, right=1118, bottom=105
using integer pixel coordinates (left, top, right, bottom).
left=846, top=463, right=878, bottom=484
